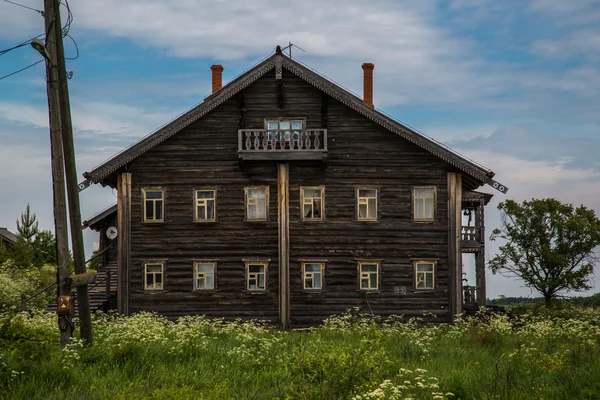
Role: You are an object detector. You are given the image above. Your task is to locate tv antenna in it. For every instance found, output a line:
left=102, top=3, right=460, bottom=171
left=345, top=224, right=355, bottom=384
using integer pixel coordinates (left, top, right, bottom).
left=281, top=42, right=305, bottom=59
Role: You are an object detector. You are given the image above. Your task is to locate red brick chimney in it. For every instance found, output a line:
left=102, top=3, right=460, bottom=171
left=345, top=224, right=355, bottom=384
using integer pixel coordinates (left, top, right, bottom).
left=362, top=63, right=374, bottom=108
left=210, top=65, right=224, bottom=93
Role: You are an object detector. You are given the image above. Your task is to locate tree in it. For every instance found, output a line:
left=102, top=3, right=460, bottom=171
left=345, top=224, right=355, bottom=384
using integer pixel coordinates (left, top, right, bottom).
left=489, top=198, right=600, bottom=306
left=11, top=205, right=57, bottom=269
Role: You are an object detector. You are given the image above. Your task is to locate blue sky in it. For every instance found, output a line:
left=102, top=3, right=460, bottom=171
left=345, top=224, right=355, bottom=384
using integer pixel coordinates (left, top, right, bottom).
left=0, top=0, right=599, bottom=299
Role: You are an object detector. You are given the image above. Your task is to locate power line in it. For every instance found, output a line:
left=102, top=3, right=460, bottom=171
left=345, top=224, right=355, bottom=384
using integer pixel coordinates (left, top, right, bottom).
left=64, top=34, right=78, bottom=60
left=0, top=59, right=44, bottom=81
left=3, top=0, right=44, bottom=15
left=0, top=34, right=44, bottom=56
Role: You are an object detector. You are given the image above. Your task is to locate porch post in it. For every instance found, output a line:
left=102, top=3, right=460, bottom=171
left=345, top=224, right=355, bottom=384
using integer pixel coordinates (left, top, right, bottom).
left=117, top=172, right=131, bottom=316
left=278, top=163, right=290, bottom=329
left=448, top=172, right=463, bottom=319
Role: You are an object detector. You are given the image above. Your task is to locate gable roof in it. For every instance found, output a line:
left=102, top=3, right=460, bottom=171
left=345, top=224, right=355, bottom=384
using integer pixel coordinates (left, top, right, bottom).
left=0, top=228, right=17, bottom=246
left=83, top=48, right=502, bottom=191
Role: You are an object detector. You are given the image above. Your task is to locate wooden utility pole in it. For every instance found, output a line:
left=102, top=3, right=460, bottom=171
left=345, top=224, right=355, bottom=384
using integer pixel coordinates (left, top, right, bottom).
left=52, top=0, right=93, bottom=346
left=43, top=0, right=72, bottom=348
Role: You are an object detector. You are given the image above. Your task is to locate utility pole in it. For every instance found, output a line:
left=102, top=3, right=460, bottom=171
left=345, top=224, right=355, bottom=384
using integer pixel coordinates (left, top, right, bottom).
left=43, top=0, right=72, bottom=348
left=52, top=0, right=93, bottom=346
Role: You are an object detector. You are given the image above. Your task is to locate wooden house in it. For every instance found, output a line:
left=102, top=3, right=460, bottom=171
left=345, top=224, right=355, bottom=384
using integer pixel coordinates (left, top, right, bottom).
left=81, top=46, right=506, bottom=327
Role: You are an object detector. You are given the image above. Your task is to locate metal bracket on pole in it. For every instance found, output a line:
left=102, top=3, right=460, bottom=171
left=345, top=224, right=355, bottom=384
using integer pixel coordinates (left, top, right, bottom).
left=78, top=179, right=91, bottom=192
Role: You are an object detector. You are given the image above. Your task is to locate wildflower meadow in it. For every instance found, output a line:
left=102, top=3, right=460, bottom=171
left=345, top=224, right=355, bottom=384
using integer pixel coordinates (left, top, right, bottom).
left=1, top=306, right=599, bottom=399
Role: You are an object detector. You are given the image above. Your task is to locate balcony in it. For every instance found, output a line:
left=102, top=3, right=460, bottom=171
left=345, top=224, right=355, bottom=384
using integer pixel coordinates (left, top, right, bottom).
left=238, top=129, right=328, bottom=162
left=461, top=226, right=482, bottom=250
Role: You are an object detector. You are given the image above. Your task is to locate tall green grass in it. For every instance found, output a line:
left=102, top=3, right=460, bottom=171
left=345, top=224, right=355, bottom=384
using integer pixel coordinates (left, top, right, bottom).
left=1, top=307, right=599, bottom=399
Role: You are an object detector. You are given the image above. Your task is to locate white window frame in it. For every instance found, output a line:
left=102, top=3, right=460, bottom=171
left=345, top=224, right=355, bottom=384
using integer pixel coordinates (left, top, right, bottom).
left=358, top=261, right=380, bottom=291
left=356, top=187, right=378, bottom=221
left=414, top=261, right=436, bottom=290
left=302, top=262, right=324, bottom=290
left=144, top=262, right=164, bottom=291
left=413, top=186, right=437, bottom=222
left=194, top=261, right=216, bottom=290
left=246, top=262, right=268, bottom=291
left=195, top=189, right=216, bottom=222
left=265, top=119, right=304, bottom=142
left=142, top=188, right=165, bottom=223
left=245, top=186, right=269, bottom=221
left=300, top=186, right=324, bottom=221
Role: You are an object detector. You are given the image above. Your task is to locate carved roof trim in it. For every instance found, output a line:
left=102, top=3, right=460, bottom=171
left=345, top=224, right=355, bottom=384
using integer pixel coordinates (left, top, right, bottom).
left=84, top=53, right=494, bottom=185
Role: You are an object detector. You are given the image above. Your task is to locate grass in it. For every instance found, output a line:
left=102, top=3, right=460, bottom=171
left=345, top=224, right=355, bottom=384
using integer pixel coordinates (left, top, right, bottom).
left=1, top=307, right=599, bottom=399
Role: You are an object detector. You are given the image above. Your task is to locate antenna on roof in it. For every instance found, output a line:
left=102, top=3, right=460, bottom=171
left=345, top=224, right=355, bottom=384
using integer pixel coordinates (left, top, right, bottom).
left=281, top=42, right=305, bottom=59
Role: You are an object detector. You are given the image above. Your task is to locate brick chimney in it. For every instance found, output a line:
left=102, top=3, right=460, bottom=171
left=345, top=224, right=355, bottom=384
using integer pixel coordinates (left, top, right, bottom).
left=362, top=63, right=374, bottom=108
left=210, top=65, right=224, bottom=93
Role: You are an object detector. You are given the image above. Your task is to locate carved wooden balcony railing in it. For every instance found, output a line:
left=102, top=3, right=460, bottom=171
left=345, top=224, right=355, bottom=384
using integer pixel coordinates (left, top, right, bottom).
left=463, top=285, right=480, bottom=309
left=461, top=226, right=482, bottom=249
left=238, top=129, right=328, bottom=162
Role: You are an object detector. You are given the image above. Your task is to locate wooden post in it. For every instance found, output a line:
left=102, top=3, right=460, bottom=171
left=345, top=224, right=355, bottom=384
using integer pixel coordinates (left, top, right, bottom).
left=50, top=0, right=93, bottom=345
left=43, top=0, right=72, bottom=348
left=278, top=163, right=290, bottom=329
left=117, top=173, right=132, bottom=315
left=447, top=172, right=463, bottom=319
left=20, top=294, right=27, bottom=312
left=476, top=198, right=486, bottom=306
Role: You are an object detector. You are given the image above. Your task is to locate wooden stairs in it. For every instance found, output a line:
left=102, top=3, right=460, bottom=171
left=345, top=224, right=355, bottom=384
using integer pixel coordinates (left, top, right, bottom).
left=46, top=262, right=117, bottom=317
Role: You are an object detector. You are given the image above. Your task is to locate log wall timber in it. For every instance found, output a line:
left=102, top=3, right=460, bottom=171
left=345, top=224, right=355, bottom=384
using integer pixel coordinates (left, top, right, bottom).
left=122, top=70, right=455, bottom=324
left=117, top=173, right=131, bottom=315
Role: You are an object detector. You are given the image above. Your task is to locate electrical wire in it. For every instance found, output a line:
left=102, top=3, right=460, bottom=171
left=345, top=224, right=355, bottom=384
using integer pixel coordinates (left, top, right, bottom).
left=64, top=34, right=78, bottom=60
left=0, top=33, right=44, bottom=56
left=3, top=0, right=43, bottom=15
left=0, top=59, right=44, bottom=81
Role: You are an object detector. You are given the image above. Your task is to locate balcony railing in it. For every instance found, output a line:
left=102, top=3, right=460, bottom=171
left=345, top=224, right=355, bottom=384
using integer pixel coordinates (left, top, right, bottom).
left=463, top=285, right=480, bottom=308
left=461, top=226, right=481, bottom=243
left=238, top=129, right=328, bottom=161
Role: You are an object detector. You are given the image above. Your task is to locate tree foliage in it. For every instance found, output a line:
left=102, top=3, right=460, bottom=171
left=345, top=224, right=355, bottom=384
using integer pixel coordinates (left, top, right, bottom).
left=490, top=198, right=600, bottom=305
left=11, top=204, right=57, bottom=269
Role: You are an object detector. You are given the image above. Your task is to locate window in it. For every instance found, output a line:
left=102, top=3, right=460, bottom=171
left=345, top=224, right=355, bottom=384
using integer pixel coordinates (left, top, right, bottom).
left=413, top=187, right=436, bottom=221
left=356, top=188, right=378, bottom=221
left=301, top=187, right=324, bottom=221
left=144, top=262, right=164, bottom=291
left=246, top=262, right=267, bottom=291
left=302, top=262, right=324, bottom=289
left=195, top=190, right=216, bottom=222
left=358, top=261, right=379, bottom=290
left=266, top=119, right=303, bottom=142
left=194, top=262, right=215, bottom=290
left=245, top=187, right=268, bottom=221
left=415, top=261, right=435, bottom=290
left=143, top=188, right=164, bottom=222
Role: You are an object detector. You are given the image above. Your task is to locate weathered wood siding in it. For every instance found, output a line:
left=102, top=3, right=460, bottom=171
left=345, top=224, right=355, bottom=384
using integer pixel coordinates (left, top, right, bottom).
left=123, top=68, right=451, bottom=324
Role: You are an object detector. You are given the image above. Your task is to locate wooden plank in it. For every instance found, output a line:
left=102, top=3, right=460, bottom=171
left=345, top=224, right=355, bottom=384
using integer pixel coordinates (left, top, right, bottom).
left=117, top=172, right=132, bottom=315
left=278, top=163, right=290, bottom=329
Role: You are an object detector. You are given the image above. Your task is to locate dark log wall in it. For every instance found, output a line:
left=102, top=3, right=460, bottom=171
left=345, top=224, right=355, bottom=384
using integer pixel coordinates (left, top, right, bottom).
left=124, top=69, right=452, bottom=324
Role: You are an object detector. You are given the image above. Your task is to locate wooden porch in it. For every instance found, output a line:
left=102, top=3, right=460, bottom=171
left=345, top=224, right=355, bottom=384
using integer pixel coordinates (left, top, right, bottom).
left=238, top=129, right=328, bottom=161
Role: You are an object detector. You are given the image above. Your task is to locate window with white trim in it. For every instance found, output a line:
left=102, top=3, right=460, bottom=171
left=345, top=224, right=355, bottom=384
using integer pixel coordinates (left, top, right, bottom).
left=195, top=190, right=216, bottom=222
left=245, top=187, right=268, bottom=221
left=357, top=188, right=378, bottom=221
left=246, top=262, right=267, bottom=291
left=415, top=261, right=435, bottom=290
left=143, top=188, right=164, bottom=222
left=301, top=187, right=324, bottom=221
left=266, top=119, right=303, bottom=142
left=358, top=261, right=379, bottom=290
left=302, top=262, right=324, bottom=290
left=144, top=262, right=164, bottom=291
left=194, top=261, right=215, bottom=290
left=413, top=187, right=436, bottom=221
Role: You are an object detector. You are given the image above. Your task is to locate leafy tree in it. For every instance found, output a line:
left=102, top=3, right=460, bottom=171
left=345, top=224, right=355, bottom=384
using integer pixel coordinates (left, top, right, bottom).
left=490, top=198, right=600, bottom=306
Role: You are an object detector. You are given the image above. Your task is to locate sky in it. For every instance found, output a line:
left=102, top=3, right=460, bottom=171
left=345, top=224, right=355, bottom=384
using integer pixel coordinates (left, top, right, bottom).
left=0, top=0, right=599, bottom=299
